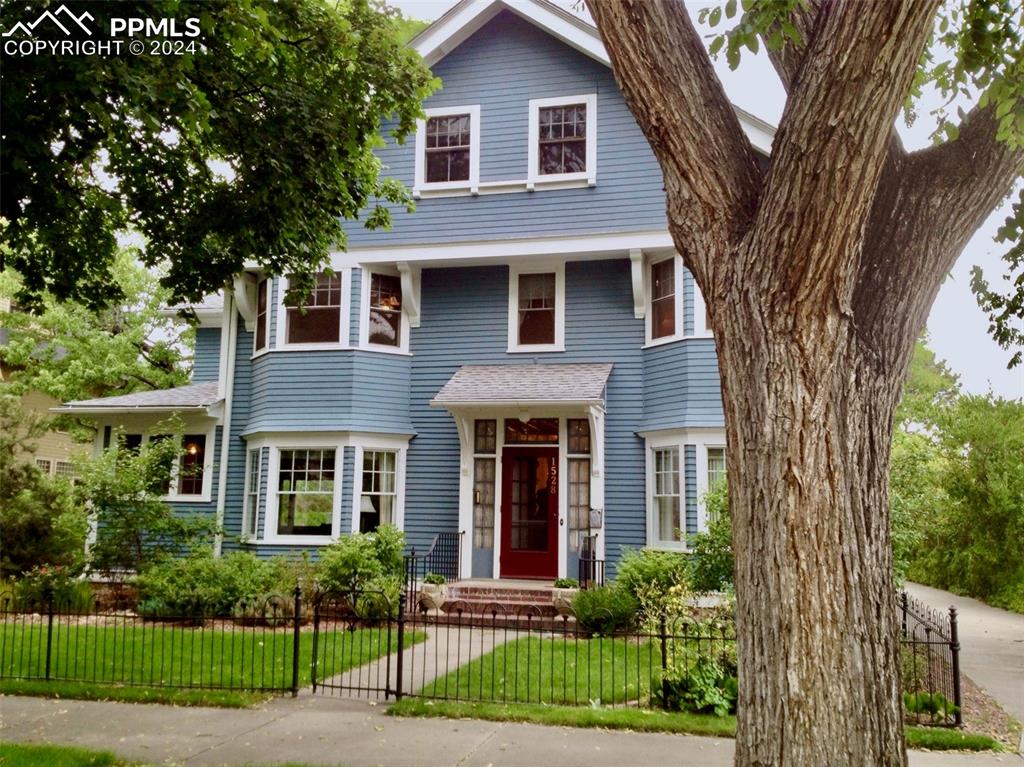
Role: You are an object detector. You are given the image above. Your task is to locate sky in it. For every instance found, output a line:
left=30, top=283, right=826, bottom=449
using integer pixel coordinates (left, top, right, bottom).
left=390, top=0, right=1024, bottom=399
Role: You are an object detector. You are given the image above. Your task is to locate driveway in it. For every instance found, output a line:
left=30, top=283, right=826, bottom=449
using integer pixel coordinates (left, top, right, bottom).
left=905, top=582, right=1024, bottom=723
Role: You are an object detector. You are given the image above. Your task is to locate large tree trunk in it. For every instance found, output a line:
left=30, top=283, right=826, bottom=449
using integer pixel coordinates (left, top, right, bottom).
left=587, top=1, right=1024, bottom=764
left=716, top=300, right=906, bottom=764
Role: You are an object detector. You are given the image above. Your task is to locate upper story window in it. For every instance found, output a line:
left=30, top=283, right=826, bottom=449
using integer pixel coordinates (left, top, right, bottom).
left=425, top=115, right=471, bottom=183
left=254, top=277, right=269, bottom=352
left=528, top=94, right=597, bottom=189
left=414, top=105, right=480, bottom=197
left=651, top=258, right=676, bottom=340
left=368, top=273, right=402, bottom=347
left=285, top=272, right=343, bottom=345
left=508, top=264, right=565, bottom=352
left=538, top=104, right=587, bottom=175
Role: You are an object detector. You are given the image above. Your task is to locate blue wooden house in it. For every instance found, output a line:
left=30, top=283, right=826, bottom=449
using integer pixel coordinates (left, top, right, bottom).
left=59, top=0, right=774, bottom=582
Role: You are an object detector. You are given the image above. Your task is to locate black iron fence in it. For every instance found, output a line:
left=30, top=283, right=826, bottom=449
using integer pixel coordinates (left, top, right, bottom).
left=900, top=591, right=962, bottom=727
left=403, top=532, right=463, bottom=608
left=0, top=587, right=962, bottom=727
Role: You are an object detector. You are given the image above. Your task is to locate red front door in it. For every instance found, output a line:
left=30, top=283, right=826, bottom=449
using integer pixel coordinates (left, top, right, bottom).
left=500, top=447, right=559, bottom=579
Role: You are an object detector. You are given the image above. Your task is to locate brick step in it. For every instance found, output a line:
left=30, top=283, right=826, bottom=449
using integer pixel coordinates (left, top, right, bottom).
left=412, top=611, right=575, bottom=630
left=442, top=599, right=559, bottom=617
left=448, top=588, right=556, bottom=602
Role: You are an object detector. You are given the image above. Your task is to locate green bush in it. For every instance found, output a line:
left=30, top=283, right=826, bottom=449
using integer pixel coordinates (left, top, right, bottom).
left=358, top=574, right=403, bottom=618
left=423, top=572, right=446, bottom=585
left=615, top=548, right=688, bottom=601
left=571, top=585, right=639, bottom=635
left=658, top=656, right=737, bottom=717
left=553, top=577, right=578, bottom=589
left=316, top=525, right=407, bottom=593
left=6, top=566, right=95, bottom=612
left=688, top=484, right=734, bottom=593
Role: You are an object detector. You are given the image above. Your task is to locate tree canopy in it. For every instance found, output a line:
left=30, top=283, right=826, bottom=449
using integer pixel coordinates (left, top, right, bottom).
left=1, top=0, right=435, bottom=309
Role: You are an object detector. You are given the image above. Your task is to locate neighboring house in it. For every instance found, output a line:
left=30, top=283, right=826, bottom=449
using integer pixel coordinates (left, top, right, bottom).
left=1, top=297, right=82, bottom=477
left=58, top=0, right=772, bottom=581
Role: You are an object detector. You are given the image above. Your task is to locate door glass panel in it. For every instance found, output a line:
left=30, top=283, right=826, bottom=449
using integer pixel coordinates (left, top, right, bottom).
left=510, top=455, right=555, bottom=552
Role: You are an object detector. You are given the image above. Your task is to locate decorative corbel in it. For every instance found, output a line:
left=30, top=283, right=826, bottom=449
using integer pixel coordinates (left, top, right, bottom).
left=397, top=261, right=421, bottom=328
left=232, top=273, right=258, bottom=331
left=630, top=249, right=645, bottom=319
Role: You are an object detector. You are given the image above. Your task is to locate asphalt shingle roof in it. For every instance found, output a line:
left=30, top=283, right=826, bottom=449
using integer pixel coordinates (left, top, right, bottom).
left=432, top=363, right=613, bottom=405
left=60, top=381, right=221, bottom=411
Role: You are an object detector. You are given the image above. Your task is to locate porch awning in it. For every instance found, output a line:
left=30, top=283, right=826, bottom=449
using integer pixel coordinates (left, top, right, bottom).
left=430, top=363, right=613, bottom=408
left=54, top=381, right=222, bottom=416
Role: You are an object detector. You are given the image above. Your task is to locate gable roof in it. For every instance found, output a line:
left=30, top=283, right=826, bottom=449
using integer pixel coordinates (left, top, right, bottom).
left=410, top=0, right=775, bottom=154
left=431, top=363, right=613, bottom=407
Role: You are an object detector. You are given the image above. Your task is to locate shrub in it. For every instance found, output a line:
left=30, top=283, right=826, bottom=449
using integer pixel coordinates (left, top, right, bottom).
left=571, top=585, right=639, bottom=635
left=422, top=572, right=446, bottom=585
left=658, top=656, right=737, bottom=717
left=316, top=526, right=407, bottom=593
left=9, top=566, right=95, bottom=612
left=553, top=577, right=578, bottom=589
left=616, top=548, right=688, bottom=602
left=358, top=575, right=403, bottom=618
left=688, top=485, right=734, bottom=593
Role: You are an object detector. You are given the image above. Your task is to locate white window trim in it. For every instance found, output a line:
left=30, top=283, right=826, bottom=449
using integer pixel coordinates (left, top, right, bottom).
left=527, top=93, right=597, bottom=190
left=116, top=426, right=217, bottom=504
left=350, top=437, right=409, bottom=535
left=274, top=271, right=352, bottom=352
left=693, top=279, right=713, bottom=338
left=251, top=276, right=274, bottom=359
left=643, top=428, right=727, bottom=550
left=262, top=441, right=344, bottom=546
left=414, top=105, right=481, bottom=199
left=644, top=253, right=685, bottom=348
left=358, top=266, right=411, bottom=355
left=507, top=262, right=566, bottom=353
left=241, top=447, right=262, bottom=541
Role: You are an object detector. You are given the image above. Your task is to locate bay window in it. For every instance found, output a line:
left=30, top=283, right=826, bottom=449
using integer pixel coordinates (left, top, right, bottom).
left=653, top=446, right=681, bottom=544
left=359, top=450, right=397, bottom=533
left=276, top=448, right=335, bottom=536
left=285, top=272, right=342, bottom=344
left=367, top=273, right=402, bottom=347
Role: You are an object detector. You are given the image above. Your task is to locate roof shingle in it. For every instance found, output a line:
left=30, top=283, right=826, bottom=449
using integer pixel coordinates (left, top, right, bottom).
left=59, top=381, right=220, bottom=411
left=432, top=363, right=612, bottom=405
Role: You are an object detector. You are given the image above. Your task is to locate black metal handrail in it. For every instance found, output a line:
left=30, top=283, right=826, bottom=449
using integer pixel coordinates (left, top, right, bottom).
left=404, top=531, right=464, bottom=608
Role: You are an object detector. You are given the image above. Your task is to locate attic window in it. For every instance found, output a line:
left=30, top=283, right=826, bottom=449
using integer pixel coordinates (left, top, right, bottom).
left=528, top=94, right=597, bottom=188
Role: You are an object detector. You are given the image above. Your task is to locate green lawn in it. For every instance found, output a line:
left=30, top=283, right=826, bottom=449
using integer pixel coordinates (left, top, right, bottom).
left=421, top=635, right=660, bottom=705
left=390, top=700, right=1003, bottom=752
left=0, top=679, right=268, bottom=708
left=0, top=742, right=135, bottom=767
left=0, top=621, right=423, bottom=696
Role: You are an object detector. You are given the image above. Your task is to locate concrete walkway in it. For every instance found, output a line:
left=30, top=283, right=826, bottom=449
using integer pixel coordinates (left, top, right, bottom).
left=313, top=623, right=510, bottom=700
left=906, top=582, right=1024, bottom=722
left=1, top=695, right=1020, bottom=767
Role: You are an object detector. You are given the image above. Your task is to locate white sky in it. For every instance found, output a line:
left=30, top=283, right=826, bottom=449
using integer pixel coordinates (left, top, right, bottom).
left=390, top=0, right=1024, bottom=399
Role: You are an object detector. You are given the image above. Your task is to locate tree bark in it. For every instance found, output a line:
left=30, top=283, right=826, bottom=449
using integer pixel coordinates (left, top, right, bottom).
left=587, top=1, right=1024, bottom=765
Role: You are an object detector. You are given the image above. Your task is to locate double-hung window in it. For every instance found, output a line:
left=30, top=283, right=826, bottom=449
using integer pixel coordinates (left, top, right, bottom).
left=254, top=277, right=269, bottom=352
left=359, top=450, right=397, bottom=533
left=367, top=273, right=402, bottom=347
left=653, top=447, right=682, bottom=545
left=651, top=258, right=676, bottom=340
left=177, top=434, right=207, bottom=495
left=528, top=94, right=597, bottom=188
left=116, top=431, right=211, bottom=500
left=508, top=265, right=565, bottom=352
left=285, top=272, right=343, bottom=344
left=276, top=448, right=335, bottom=537
left=414, top=106, right=480, bottom=196
left=244, top=447, right=262, bottom=537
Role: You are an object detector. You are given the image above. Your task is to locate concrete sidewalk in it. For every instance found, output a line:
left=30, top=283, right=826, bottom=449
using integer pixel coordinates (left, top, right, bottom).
left=1, top=695, right=1020, bottom=767
left=905, top=582, right=1024, bottom=723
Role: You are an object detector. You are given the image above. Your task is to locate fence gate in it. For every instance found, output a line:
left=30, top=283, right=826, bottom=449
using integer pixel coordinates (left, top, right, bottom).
left=309, top=589, right=404, bottom=700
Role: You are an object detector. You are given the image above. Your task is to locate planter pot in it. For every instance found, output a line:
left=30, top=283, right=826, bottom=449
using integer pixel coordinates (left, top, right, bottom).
left=419, top=583, right=448, bottom=614
left=552, top=587, right=578, bottom=617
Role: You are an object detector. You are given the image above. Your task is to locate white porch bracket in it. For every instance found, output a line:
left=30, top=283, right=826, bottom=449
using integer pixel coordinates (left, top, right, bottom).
left=397, top=261, right=422, bottom=328
left=629, top=248, right=645, bottom=319
left=232, top=273, right=258, bottom=332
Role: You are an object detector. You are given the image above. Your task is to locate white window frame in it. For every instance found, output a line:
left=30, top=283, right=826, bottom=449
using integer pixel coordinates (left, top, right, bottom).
left=358, top=266, right=410, bottom=354
left=263, top=440, right=343, bottom=545
left=274, top=271, right=352, bottom=352
left=242, top=447, right=262, bottom=540
left=413, top=105, right=481, bottom=198
left=252, top=275, right=273, bottom=358
left=644, top=254, right=684, bottom=347
left=350, top=437, right=409, bottom=535
left=527, top=93, right=597, bottom=190
left=115, top=426, right=217, bottom=503
left=642, top=428, right=727, bottom=550
left=507, top=262, right=565, bottom=353
left=36, top=458, right=53, bottom=474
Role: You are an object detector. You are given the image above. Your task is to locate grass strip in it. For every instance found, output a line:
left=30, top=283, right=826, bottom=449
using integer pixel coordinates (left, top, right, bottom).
left=390, top=699, right=1005, bottom=752
left=0, top=678, right=268, bottom=708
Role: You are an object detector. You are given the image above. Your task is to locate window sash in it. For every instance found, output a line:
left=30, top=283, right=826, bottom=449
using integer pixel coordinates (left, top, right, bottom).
left=517, top=272, right=556, bottom=345
left=651, top=259, right=676, bottom=340
left=568, top=457, right=590, bottom=551
left=177, top=434, right=206, bottom=496
left=276, top=448, right=335, bottom=536
left=255, top=278, right=268, bottom=351
left=368, top=273, right=402, bottom=347
left=360, top=450, right=397, bottom=533
left=653, top=447, right=682, bottom=543
left=707, top=447, right=727, bottom=490
left=285, top=272, right=342, bottom=344
left=538, top=104, right=587, bottom=176
left=245, top=448, right=261, bottom=537
left=425, top=114, right=471, bottom=183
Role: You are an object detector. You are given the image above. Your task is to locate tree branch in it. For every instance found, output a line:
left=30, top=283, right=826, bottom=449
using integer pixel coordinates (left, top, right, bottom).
left=763, top=0, right=827, bottom=91
left=741, top=0, right=940, bottom=321
left=853, top=101, right=1024, bottom=367
left=586, top=0, right=762, bottom=289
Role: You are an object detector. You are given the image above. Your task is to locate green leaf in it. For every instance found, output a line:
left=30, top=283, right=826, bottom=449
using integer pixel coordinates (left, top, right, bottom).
left=709, top=7, right=722, bottom=27
left=709, top=36, right=725, bottom=56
